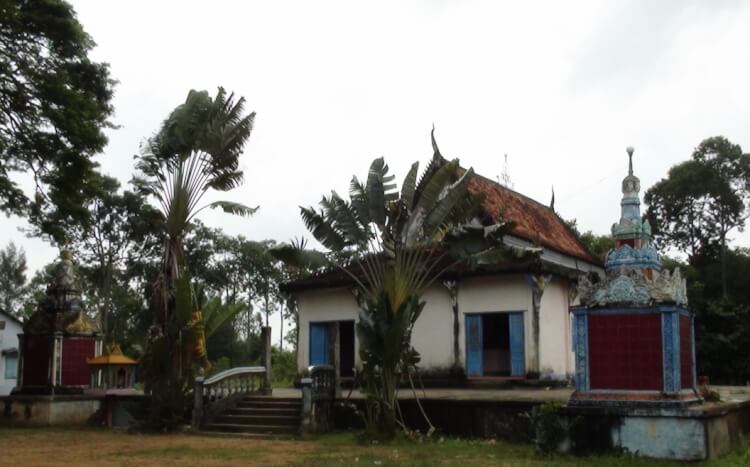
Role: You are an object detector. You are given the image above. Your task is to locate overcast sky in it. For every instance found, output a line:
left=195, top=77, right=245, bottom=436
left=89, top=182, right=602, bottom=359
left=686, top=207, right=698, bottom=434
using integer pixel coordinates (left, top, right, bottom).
left=3, top=1, right=750, bottom=337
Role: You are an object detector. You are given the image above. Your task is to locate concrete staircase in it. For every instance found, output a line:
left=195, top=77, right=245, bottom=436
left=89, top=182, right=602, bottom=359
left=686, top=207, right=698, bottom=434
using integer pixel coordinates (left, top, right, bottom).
left=203, top=396, right=301, bottom=436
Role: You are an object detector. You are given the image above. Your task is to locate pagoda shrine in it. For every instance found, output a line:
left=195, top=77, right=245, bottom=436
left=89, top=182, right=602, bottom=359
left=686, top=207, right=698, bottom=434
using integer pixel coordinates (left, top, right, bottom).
left=570, top=148, right=699, bottom=406
left=15, top=251, right=101, bottom=395
left=88, top=342, right=137, bottom=391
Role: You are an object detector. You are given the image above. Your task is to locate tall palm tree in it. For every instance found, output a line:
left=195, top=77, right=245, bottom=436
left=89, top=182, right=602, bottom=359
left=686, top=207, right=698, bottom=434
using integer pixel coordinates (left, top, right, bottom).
left=134, top=88, right=256, bottom=427
left=273, top=131, right=535, bottom=438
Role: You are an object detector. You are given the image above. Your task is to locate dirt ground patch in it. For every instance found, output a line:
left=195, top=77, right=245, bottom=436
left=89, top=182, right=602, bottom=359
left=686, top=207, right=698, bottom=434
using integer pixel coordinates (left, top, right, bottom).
left=0, top=428, right=317, bottom=467
left=1, top=427, right=747, bottom=466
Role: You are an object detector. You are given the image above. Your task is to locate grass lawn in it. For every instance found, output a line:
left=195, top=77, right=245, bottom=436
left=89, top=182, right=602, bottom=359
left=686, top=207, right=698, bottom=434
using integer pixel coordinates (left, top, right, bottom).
left=0, top=427, right=748, bottom=466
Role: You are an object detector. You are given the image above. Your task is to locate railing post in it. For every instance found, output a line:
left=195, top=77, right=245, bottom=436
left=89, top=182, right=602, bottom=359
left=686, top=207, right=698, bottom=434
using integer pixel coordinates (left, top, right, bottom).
left=261, top=326, right=272, bottom=395
left=300, top=377, right=313, bottom=434
left=193, top=375, right=205, bottom=429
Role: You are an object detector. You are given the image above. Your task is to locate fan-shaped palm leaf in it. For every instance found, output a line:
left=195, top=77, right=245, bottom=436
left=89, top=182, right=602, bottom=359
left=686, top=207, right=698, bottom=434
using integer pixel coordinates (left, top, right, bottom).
left=401, top=161, right=419, bottom=210
left=201, top=297, right=247, bottom=338
left=300, top=206, right=347, bottom=251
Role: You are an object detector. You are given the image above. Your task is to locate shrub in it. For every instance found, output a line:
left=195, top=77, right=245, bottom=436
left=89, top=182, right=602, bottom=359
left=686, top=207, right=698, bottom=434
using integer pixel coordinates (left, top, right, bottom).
left=272, top=349, right=297, bottom=387
left=523, top=401, right=568, bottom=453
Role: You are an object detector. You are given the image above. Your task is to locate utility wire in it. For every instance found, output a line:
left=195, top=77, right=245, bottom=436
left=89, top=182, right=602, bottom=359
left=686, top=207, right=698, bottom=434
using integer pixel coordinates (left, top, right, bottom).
left=556, top=165, right=625, bottom=204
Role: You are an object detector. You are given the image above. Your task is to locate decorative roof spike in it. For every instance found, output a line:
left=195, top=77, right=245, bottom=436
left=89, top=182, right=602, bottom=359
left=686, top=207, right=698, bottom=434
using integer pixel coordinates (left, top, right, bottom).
left=626, top=146, right=634, bottom=176
left=549, top=185, right=555, bottom=211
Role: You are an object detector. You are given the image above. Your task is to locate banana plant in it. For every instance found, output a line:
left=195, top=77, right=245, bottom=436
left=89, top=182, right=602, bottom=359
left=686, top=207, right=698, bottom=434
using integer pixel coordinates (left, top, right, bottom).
left=185, top=295, right=247, bottom=370
left=134, top=87, right=256, bottom=428
left=272, top=130, right=536, bottom=438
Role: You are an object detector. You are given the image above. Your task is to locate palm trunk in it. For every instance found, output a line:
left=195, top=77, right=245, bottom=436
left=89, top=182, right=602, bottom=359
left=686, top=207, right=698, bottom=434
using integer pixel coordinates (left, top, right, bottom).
left=379, top=371, right=397, bottom=439
left=721, top=234, right=728, bottom=299
left=264, top=291, right=269, bottom=327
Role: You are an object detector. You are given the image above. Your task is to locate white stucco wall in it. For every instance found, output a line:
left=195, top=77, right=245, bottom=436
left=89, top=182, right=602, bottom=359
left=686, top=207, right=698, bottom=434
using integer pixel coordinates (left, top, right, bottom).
left=296, top=287, right=359, bottom=373
left=409, top=286, right=454, bottom=370
left=295, top=273, right=575, bottom=379
left=295, top=285, right=455, bottom=373
left=0, top=312, right=22, bottom=395
left=538, top=277, right=574, bottom=379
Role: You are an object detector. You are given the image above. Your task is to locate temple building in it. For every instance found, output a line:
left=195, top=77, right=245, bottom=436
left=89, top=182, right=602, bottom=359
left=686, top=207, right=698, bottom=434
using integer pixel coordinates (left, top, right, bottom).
left=283, top=167, right=603, bottom=383
left=15, top=251, right=102, bottom=395
left=570, top=148, right=698, bottom=405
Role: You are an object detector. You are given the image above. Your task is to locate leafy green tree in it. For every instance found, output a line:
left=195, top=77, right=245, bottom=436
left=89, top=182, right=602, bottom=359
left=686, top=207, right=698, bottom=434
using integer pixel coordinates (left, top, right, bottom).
left=645, top=136, right=750, bottom=297
left=184, top=222, right=235, bottom=298
left=184, top=228, right=280, bottom=355
left=66, top=174, right=161, bottom=337
left=0, top=0, right=115, bottom=240
left=134, top=87, right=256, bottom=428
left=563, top=218, right=613, bottom=261
left=0, top=242, right=27, bottom=315
left=643, top=137, right=750, bottom=384
left=273, top=132, right=528, bottom=439
left=660, top=249, right=750, bottom=384
left=242, top=239, right=282, bottom=329
left=21, top=261, right=55, bottom=317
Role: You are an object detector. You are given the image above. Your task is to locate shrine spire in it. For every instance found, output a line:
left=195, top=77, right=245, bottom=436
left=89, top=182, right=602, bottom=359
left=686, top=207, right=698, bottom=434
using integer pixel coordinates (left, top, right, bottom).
left=627, top=146, right=634, bottom=176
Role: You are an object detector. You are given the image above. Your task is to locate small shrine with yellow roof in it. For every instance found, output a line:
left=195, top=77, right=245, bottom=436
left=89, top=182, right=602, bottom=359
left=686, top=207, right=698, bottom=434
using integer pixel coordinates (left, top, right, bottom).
left=88, top=342, right=137, bottom=390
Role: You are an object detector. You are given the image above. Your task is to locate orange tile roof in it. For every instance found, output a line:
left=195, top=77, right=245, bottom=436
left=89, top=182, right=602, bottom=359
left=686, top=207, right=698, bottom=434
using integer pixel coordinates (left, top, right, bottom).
left=467, top=173, right=598, bottom=264
left=469, top=175, right=601, bottom=264
left=281, top=170, right=598, bottom=292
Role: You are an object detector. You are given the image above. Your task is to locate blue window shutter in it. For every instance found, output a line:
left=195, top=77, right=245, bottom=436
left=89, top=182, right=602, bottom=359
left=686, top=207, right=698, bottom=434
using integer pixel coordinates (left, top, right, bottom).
left=465, top=314, right=483, bottom=377
left=309, top=323, right=330, bottom=366
left=509, top=313, right=525, bottom=376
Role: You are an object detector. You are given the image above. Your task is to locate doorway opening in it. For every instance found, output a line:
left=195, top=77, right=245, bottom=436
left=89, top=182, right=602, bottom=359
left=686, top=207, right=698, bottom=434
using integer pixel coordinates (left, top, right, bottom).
left=309, top=320, right=355, bottom=378
left=466, top=312, right=525, bottom=378
left=339, top=321, right=355, bottom=377
left=482, top=313, right=511, bottom=376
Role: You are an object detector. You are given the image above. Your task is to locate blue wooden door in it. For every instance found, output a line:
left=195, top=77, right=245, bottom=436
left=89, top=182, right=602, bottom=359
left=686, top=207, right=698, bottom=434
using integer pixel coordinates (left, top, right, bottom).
left=465, top=314, right=483, bottom=377
left=509, top=312, right=525, bottom=376
left=309, top=322, right=330, bottom=366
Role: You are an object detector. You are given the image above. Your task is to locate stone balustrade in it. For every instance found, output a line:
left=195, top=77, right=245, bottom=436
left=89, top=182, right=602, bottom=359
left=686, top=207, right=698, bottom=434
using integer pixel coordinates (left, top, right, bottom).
left=192, top=366, right=268, bottom=428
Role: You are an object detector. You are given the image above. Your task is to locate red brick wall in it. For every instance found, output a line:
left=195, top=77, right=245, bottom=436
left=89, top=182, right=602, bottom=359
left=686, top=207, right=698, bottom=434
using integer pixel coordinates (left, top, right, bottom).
left=680, top=315, right=693, bottom=389
left=61, top=338, right=95, bottom=386
left=588, top=314, right=663, bottom=390
left=22, top=336, right=52, bottom=386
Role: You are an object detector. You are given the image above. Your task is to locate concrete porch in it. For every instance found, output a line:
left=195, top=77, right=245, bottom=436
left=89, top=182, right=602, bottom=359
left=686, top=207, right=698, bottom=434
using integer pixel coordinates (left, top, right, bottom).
left=273, top=385, right=750, bottom=461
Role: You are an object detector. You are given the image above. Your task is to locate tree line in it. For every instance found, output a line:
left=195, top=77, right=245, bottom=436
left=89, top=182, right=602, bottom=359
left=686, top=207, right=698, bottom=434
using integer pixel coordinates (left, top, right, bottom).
left=0, top=220, right=297, bottom=364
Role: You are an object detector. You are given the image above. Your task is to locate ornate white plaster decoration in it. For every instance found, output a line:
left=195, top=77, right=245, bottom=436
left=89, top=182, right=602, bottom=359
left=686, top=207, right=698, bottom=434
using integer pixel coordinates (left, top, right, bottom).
left=442, top=280, right=458, bottom=307
left=577, top=267, right=688, bottom=308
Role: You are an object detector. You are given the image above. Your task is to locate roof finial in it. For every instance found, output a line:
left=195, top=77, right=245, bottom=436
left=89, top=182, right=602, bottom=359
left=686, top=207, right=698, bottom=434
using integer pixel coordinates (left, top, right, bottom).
left=626, top=146, right=634, bottom=176
left=549, top=185, right=555, bottom=211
